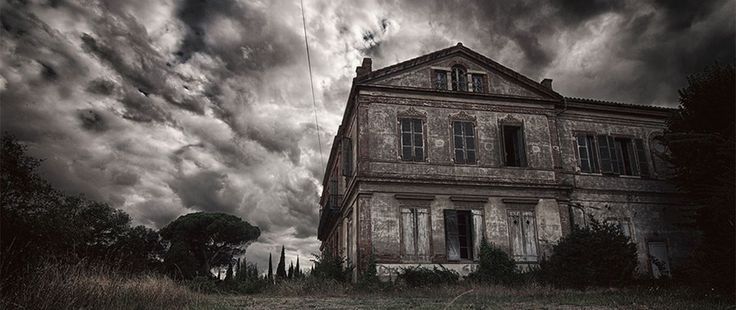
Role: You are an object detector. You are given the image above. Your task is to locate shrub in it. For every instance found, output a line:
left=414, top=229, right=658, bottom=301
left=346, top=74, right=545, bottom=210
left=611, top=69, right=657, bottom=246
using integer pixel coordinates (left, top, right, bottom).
left=398, top=265, right=459, bottom=287
left=467, top=238, right=520, bottom=285
left=541, top=216, right=637, bottom=288
left=311, top=249, right=352, bottom=282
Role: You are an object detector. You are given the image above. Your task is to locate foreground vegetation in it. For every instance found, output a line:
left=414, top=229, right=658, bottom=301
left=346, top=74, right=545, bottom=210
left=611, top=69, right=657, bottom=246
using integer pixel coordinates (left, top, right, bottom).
left=2, top=261, right=731, bottom=310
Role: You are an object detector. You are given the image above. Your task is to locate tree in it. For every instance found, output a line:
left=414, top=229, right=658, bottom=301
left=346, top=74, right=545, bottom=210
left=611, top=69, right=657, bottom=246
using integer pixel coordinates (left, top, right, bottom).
left=0, top=134, right=164, bottom=282
left=288, top=262, right=294, bottom=279
left=276, top=245, right=287, bottom=279
left=661, top=63, right=735, bottom=290
left=159, top=212, right=260, bottom=279
left=267, top=253, right=273, bottom=282
left=294, top=257, right=301, bottom=278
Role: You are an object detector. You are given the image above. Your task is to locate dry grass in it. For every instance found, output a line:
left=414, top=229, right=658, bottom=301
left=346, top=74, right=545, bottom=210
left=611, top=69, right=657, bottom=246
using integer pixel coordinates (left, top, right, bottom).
left=0, top=262, right=205, bottom=310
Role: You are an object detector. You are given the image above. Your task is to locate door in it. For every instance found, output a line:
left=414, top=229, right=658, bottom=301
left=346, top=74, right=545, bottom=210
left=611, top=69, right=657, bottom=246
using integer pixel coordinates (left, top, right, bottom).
left=647, top=241, right=670, bottom=278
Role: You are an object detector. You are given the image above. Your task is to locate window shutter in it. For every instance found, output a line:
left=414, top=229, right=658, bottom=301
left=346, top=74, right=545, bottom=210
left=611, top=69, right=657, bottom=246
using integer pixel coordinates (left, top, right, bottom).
left=516, top=127, right=527, bottom=167
left=521, top=211, right=538, bottom=262
left=416, top=208, right=430, bottom=258
left=401, top=208, right=416, bottom=256
left=444, top=210, right=460, bottom=260
left=576, top=135, right=590, bottom=172
left=341, top=137, right=352, bottom=176
left=597, top=135, right=614, bottom=173
left=508, top=211, right=524, bottom=260
left=609, top=136, right=622, bottom=174
left=453, top=122, right=465, bottom=164
left=472, top=210, right=483, bottom=261
left=635, top=138, right=650, bottom=178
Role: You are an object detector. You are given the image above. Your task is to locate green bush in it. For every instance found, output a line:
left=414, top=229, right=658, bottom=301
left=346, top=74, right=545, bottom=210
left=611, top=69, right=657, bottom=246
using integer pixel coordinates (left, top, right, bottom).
left=467, top=238, right=520, bottom=285
left=541, top=217, right=637, bottom=288
left=398, top=265, right=459, bottom=287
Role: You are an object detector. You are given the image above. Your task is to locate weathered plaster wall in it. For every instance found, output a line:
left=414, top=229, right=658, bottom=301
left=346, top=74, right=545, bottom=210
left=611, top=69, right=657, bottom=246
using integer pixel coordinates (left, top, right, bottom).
left=371, top=55, right=543, bottom=98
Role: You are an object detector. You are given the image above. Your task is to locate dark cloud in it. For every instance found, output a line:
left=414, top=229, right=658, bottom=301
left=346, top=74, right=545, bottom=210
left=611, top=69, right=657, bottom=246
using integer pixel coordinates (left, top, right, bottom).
left=1, top=0, right=731, bottom=272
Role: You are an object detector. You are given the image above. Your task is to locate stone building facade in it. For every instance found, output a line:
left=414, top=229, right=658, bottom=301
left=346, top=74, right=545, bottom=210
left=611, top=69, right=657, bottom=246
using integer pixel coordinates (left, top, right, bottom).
left=317, top=43, right=696, bottom=280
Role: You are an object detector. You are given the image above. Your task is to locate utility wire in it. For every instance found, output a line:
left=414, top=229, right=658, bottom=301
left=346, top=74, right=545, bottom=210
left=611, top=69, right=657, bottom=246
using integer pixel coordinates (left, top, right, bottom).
left=300, top=0, right=325, bottom=169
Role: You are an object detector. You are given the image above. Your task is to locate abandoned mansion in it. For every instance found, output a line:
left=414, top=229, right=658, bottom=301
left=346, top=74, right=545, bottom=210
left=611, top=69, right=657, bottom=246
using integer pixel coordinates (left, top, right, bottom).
left=317, top=43, right=695, bottom=280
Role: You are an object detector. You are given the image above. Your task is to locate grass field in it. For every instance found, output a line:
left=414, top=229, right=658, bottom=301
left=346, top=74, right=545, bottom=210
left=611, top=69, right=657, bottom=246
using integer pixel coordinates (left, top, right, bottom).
left=205, top=284, right=733, bottom=309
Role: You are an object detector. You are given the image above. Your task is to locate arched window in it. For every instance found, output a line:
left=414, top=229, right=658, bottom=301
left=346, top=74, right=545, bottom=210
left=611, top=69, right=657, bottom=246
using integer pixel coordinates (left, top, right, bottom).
left=451, top=65, right=467, bottom=91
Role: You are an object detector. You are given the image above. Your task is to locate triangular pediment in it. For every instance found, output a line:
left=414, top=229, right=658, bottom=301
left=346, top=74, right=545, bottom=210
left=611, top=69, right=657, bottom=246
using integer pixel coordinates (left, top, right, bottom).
left=358, top=44, right=560, bottom=100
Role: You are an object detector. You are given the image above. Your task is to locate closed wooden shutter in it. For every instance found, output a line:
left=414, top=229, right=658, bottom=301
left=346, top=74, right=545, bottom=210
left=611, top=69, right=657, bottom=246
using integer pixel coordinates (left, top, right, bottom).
left=416, top=208, right=430, bottom=258
left=472, top=210, right=484, bottom=261
left=521, top=211, right=538, bottom=262
left=401, top=208, right=416, bottom=256
left=508, top=211, right=524, bottom=260
left=444, top=210, right=460, bottom=260
left=635, top=138, right=650, bottom=177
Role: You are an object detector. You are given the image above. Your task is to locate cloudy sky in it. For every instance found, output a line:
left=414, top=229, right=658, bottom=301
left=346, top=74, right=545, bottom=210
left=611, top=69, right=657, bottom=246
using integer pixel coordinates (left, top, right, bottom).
left=1, top=0, right=733, bottom=271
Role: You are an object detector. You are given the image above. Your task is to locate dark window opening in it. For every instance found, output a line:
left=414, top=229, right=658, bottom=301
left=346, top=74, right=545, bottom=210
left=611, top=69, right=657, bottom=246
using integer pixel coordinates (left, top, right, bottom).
left=502, top=125, right=526, bottom=167
left=434, top=70, right=448, bottom=90
left=400, top=118, right=424, bottom=161
left=451, top=65, right=467, bottom=91
left=472, top=74, right=484, bottom=93
left=445, top=210, right=473, bottom=260
left=576, top=134, right=599, bottom=173
left=453, top=121, right=476, bottom=164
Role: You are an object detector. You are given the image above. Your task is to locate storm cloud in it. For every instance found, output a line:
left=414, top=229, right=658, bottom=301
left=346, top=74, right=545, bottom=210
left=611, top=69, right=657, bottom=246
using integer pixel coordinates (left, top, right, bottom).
left=1, top=0, right=733, bottom=271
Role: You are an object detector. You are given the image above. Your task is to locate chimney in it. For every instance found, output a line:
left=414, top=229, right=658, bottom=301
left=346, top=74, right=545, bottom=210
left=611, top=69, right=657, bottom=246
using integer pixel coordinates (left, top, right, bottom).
left=541, top=78, right=553, bottom=90
left=356, top=57, right=372, bottom=77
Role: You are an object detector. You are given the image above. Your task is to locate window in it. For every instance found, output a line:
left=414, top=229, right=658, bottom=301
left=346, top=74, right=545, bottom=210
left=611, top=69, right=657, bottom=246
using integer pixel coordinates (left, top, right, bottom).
left=341, top=137, right=353, bottom=176
left=453, top=121, right=476, bottom=164
left=597, top=135, right=649, bottom=177
left=501, top=125, right=527, bottom=167
left=576, top=134, right=599, bottom=173
left=451, top=65, right=467, bottom=91
left=401, top=208, right=430, bottom=259
left=606, top=218, right=633, bottom=239
left=471, top=74, right=484, bottom=93
left=400, top=118, right=424, bottom=161
left=434, top=70, right=448, bottom=90
left=444, top=210, right=473, bottom=260
left=508, top=210, right=538, bottom=262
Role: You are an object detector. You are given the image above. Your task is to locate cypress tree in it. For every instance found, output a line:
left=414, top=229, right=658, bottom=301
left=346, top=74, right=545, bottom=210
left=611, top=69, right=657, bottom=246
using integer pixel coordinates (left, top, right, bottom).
left=267, top=253, right=273, bottom=281
left=288, top=262, right=294, bottom=279
left=295, top=257, right=301, bottom=278
left=276, top=245, right=287, bottom=279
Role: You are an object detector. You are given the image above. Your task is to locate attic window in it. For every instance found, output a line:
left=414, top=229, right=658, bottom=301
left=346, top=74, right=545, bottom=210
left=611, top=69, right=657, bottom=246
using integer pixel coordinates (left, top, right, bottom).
left=451, top=65, right=467, bottom=91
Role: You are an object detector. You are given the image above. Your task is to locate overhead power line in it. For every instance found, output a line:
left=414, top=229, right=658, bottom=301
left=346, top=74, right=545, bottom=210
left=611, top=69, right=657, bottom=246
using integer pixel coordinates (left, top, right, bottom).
left=300, top=0, right=325, bottom=170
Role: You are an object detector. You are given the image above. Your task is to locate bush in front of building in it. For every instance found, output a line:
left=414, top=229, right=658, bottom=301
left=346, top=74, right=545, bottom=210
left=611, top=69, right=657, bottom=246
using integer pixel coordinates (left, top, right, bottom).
left=311, top=249, right=353, bottom=282
left=540, top=217, right=637, bottom=288
left=398, top=265, right=460, bottom=287
left=467, top=238, right=520, bottom=285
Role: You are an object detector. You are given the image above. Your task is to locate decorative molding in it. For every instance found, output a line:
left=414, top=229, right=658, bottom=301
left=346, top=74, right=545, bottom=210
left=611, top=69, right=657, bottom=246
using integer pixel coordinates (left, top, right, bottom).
left=499, top=113, right=523, bottom=124
left=397, top=106, right=427, bottom=118
left=394, top=193, right=435, bottom=200
left=449, top=110, right=477, bottom=122
left=502, top=198, right=540, bottom=204
left=449, top=195, right=488, bottom=202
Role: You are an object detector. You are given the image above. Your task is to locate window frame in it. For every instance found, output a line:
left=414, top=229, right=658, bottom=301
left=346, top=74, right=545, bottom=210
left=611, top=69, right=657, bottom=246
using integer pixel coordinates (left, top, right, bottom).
left=574, top=132, right=600, bottom=174
left=444, top=209, right=475, bottom=261
left=450, top=65, right=468, bottom=91
left=605, top=217, right=635, bottom=241
left=398, top=117, right=427, bottom=162
left=506, top=207, right=539, bottom=263
left=451, top=120, right=478, bottom=165
left=499, top=122, right=528, bottom=167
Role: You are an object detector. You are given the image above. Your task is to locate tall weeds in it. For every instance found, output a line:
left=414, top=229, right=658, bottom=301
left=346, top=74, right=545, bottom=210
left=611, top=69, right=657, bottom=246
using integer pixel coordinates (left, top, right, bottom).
left=0, top=262, right=204, bottom=309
